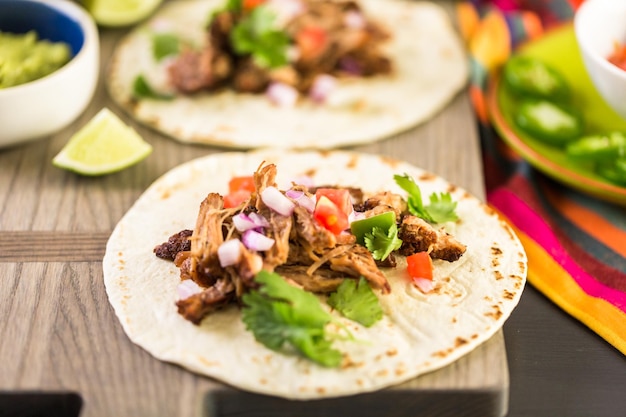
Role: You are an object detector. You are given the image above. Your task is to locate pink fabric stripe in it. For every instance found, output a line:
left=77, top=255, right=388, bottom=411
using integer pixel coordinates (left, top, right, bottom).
left=489, top=188, right=626, bottom=312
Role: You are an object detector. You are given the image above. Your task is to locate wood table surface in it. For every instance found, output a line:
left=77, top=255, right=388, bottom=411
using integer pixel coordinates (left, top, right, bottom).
left=0, top=3, right=512, bottom=416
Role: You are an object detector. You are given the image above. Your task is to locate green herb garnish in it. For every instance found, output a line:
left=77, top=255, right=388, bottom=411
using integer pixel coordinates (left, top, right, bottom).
left=230, top=6, right=289, bottom=68
left=364, top=224, right=403, bottom=261
left=152, top=33, right=180, bottom=61
left=394, top=173, right=459, bottom=224
left=132, top=74, right=174, bottom=101
left=327, top=277, right=383, bottom=327
left=350, top=211, right=402, bottom=261
left=241, top=270, right=343, bottom=367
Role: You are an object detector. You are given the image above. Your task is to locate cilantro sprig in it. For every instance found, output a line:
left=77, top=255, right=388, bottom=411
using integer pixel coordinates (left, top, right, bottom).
left=152, top=33, right=180, bottom=61
left=132, top=74, right=174, bottom=101
left=394, top=174, right=459, bottom=224
left=364, top=224, right=402, bottom=261
left=230, top=6, right=289, bottom=68
left=350, top=211, right=402, bottom=262
left=327, top=277, right=383, bottom=327
left=241, top=271, right=344, bottom=367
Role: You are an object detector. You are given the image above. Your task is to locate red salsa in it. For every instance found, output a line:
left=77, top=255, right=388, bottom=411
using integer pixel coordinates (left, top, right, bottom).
left=608, top=42, right=626, bottom=71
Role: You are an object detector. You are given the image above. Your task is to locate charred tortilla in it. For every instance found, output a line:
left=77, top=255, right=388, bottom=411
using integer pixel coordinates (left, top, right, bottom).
left=102, top=150, right=527, bottom=399
left=106, top=0, right=468, bottom=149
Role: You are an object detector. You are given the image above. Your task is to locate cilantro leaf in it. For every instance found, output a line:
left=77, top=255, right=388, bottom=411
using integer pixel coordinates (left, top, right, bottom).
left=230, top=6, right=289, bottom=68
left=208, top=0, right=242, bottom=26
left=152, top=33, right=180, bottom=61
left=327, top=278, right=383, bottom=327
left=364, top=224, right=402, bottom=261
left=224, top=0, right=243, bottom=12
left=132, top=74, right=174, bottom=101
left=426, top=192, right=459, bottom=223
left=393, top=173, right=433, bottom=222
left=394, top=173, right=458, bottom=224
left=241, top=270, right=343, bottom=367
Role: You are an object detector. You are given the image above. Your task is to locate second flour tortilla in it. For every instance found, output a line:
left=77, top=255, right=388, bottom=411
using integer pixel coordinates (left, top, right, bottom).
left=103, top=150, right=527, bottom=399
left=106, top=0, right=469, bottom=149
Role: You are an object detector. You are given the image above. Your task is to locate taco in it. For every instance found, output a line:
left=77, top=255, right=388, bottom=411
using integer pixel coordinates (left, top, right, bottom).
left=106, top=0, right=468, bottom=148
left=102, top=150, right=527, bottom=399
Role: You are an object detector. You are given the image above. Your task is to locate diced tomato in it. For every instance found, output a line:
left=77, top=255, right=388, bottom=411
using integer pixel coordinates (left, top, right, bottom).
left=315, top=188, right=352, bottom=216
left=228, top=176, right=256, bottom=193
left=296, top=26, right=328, bottom=60
left=243, top=0, right=265, bottom=10
left=406, top=252, right=433, bottom=281
left=314, top=195, right=349, bottom=235
left=224, top=189, right=251, bottom=208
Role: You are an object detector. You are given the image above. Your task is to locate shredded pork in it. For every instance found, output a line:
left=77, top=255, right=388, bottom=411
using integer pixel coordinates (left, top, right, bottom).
left=154, top=163, right=467, bottom=325
left=167, top=0, right=392, bottom=96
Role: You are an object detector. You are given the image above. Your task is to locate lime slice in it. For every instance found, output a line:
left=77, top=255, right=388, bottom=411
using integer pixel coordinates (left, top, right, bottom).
left=84, top=0, right=163, bottom=27
left=53, top=108, right=152, bottom=176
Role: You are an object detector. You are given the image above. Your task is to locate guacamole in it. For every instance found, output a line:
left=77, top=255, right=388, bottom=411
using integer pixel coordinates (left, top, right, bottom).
left=0, top=31, right=71, bottom=89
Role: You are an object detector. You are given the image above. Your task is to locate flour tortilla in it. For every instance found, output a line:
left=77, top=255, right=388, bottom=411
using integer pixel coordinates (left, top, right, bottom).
left=102, top=150, right=527, bottom=399
left=106, top=0, right=468, bottom=149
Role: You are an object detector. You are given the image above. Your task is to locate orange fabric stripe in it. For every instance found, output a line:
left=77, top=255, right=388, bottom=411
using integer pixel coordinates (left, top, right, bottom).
left=544, top=192, right=626, bottom=258
left=469, top=9, right=511, bottom=71
left=456, top=2, right=480, bottom=43
left=494, top=208, right=626, bottom=355
left=469, top=85, right=489, bottom=124
left=518, top=11, right=544, bottom=41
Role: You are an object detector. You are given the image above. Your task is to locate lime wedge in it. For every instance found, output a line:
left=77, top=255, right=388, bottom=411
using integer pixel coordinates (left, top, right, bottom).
left=53, top=108, right=152, bottom=176
left=84, top=0, right=163, bottom=27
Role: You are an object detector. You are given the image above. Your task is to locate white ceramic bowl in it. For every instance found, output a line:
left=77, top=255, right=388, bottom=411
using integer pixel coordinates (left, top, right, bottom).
left=0, top=0, right=99, bottom=148
left=575, top=0, right=626, bottom=120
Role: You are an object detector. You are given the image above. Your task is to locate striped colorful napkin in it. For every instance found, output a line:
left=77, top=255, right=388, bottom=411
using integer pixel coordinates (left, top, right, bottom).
left=457, top=0, right=626, bottom=355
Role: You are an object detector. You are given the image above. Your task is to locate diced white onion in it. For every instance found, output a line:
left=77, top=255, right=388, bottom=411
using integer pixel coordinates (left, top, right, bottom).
left=218, top=239, right=241, bottom=267
left=286, top=45, right=301, bottom=62
left=232, top=213, right=258, bottom=232
left=285, top=189, right=304, bottom=199
left=339, top=56, right=362, bottom=75
left=242, top=229, right=275, bottom=251
left=177, top=279, right=202, bottom=300
left=412, top=277, right=434, bottom=293
left=348, top=210, right=366, bottom=223
left=149, top=18, right=173, bottom=33
left=266, top=82, right=299, bottom=107
left=261, top=186, right=296, bottom=216
left=291, top=175, right=315, bottom=188
left=286, top=189, right=316, bottom=212
left=344, top=11, right=366, bottom=29
left=248, top=212, right=270, bottom=228
left=309, top=74, right=337, bottom=103
left=232, top=212, right=271, bottom=232
left=267, top=0, right=305, bottom=26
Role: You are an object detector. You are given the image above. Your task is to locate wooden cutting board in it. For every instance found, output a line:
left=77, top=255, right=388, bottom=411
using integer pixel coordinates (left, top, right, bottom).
left=0, top=3, right=511, bottom=416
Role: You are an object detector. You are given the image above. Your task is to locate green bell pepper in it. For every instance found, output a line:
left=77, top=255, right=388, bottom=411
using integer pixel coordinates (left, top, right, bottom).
left=350, top=211, right=397, bottom=245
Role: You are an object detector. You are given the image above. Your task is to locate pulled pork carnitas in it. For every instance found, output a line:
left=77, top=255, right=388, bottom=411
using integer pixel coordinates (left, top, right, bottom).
left=168, top=0, right=392, bottom=99
left=154, top=163, right=467, bottom=325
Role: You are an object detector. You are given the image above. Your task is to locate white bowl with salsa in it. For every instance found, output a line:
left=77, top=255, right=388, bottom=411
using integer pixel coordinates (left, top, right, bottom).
left=0, top=0, right=99, bottom=148
left=575, top=0, right=626, bottom=121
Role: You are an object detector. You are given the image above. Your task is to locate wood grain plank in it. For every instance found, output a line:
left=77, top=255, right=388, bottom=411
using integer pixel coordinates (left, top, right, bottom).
left=0, top=262, right=507, bottom=417
left=0, top=263, right=219, bottom=417
left=0, top=231, right=110, bottom=262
